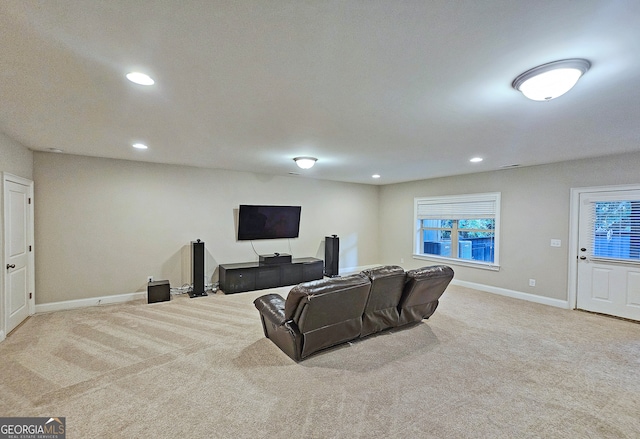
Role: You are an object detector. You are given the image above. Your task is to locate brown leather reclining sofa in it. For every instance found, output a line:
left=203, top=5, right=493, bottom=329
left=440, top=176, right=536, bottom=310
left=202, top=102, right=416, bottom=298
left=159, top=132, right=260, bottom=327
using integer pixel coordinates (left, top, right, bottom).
left=253, top=265, right=454, bottom=361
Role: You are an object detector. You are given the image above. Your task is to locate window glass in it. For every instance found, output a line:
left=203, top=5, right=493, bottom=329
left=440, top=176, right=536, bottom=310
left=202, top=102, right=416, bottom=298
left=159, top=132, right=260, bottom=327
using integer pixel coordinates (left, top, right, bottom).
left=592, top=200, right=640, bottom=261
left=414, top=193, right=500, bottom=268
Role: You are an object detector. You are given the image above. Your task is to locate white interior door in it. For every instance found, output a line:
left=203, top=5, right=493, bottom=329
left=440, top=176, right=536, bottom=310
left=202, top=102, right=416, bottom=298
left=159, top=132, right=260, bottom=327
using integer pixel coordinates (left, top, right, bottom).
left=4, top=176, right=33, bottom=334
left=577, top=190, right=640, bottom=321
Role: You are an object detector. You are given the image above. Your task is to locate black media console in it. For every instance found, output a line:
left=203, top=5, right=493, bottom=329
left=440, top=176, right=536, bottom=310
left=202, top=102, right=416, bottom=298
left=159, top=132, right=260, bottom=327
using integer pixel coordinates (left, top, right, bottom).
left=218, top=257, right=323, bottom=294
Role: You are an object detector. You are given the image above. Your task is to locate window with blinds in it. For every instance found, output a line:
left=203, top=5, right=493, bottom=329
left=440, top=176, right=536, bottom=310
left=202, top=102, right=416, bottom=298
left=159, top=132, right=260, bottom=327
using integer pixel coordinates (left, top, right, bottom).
left=590, top=200, right=640, bottom=262
left=414, top=193, right=501, bottom=268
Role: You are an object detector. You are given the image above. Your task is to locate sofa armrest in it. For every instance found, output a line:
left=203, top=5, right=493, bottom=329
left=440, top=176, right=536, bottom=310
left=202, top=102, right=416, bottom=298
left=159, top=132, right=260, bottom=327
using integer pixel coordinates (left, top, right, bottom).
left=254, top=294, right=287, bottom=326
left=254, top=293, right=303, bottom=361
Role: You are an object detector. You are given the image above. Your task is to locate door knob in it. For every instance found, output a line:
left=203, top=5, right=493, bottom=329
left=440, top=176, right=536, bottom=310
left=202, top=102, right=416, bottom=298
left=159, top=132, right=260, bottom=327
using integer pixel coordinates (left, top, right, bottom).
left=580, top=248, right=587, bottom=252
left=6, top=264, right=15, bottom=269
left=579, top=256, right=587, bottom=260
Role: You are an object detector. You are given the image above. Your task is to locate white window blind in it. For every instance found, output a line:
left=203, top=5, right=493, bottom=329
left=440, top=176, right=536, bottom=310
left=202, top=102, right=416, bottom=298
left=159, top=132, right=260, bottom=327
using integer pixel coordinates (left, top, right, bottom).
left=416, top=193, right=499, bottom=220
left=589, top=199, right=640, bottom=261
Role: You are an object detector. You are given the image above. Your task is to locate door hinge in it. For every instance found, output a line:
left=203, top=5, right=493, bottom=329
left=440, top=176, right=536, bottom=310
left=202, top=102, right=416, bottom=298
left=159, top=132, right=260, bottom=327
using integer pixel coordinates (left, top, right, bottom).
left=29, top=245, right=32, bottom=252
left=29, top=293, right=33, bottom=299
left=28, top=198, right=31, bottom=204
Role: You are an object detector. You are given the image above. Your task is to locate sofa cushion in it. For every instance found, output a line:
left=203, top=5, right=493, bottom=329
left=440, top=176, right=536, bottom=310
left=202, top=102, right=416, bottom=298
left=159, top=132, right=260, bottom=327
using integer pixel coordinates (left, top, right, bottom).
left=360, top=265, right=406, bottom=337
left=285, top=273, right=371, bottom=358
left=398, top=265, right=454, bottom=325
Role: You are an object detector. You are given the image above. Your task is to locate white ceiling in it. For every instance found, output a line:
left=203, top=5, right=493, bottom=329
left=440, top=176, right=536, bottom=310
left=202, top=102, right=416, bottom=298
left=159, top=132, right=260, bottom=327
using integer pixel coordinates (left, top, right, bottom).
left=1, top=1, right=639, bottom=185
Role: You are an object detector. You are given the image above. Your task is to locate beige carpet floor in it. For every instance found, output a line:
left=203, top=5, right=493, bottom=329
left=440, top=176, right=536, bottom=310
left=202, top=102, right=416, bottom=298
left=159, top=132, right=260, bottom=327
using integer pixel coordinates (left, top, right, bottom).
left=1, top=285, right=639, bottom=438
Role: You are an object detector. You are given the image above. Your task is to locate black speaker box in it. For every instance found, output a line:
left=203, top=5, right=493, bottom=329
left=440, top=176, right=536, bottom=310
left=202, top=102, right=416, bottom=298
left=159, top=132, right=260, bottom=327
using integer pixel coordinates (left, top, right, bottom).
left=148, top=280, right=170, bottom=304
left=190, top=239, right=207, bottom=298
left=259, top=253, right=292, bottom=265
left=324, top=235, right=339, bottom=277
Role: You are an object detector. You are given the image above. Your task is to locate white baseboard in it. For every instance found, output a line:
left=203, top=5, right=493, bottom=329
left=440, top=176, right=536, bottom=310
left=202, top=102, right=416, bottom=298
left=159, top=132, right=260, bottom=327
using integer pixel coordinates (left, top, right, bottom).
left=451, top=279, right=570, bottom=309
left=35, top=291, right=146, bottom=314
left=0, top=330, right=5, bottom=342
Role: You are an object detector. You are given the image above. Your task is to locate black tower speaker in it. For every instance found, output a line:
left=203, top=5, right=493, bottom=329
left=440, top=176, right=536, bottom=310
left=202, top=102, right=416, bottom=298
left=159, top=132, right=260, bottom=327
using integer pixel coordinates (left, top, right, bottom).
left=189, top=239, right=207, bottom=298
left=324, top=235, right=340, bottom=277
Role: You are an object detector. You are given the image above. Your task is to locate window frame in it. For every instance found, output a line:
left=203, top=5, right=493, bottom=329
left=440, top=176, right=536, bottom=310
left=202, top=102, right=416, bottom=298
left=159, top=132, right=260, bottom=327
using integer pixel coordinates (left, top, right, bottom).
left=413, top=192, right=501, bottom=271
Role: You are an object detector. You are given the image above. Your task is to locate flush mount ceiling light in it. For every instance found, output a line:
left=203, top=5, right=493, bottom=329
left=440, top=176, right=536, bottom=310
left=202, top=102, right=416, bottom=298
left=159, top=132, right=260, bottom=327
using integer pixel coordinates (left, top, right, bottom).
left=132, top=143, right=148, bottom=150
left=126, top=72, right=155, bottom=86
left=470, top=157, right=483, bottom=163
left=512, top=59, right=590, bottom=101
left=293, top=157, right=317, bottom=169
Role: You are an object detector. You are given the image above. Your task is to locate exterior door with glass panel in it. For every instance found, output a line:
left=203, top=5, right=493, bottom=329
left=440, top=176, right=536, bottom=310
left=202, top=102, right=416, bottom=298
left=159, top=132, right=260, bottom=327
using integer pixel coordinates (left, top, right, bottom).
left=577, top=190, right=640, bottom=321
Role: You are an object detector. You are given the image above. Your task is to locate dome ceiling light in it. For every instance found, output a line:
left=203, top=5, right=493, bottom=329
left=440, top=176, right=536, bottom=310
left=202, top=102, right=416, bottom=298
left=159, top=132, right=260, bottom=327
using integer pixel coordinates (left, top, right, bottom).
left=293, top=157, right=317, bottom=169
left=512, top=59, right=590, bottom=101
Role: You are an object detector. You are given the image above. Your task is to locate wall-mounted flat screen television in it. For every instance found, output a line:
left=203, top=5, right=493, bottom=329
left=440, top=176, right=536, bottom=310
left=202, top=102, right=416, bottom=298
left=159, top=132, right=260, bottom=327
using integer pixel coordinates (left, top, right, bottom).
left=237, top=205, right=302, bottom=240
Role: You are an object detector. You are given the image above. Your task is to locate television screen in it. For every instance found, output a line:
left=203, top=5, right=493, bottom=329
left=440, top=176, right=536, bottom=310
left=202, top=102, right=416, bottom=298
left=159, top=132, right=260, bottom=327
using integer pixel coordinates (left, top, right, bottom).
left=237, top=205, right=302, bottom=240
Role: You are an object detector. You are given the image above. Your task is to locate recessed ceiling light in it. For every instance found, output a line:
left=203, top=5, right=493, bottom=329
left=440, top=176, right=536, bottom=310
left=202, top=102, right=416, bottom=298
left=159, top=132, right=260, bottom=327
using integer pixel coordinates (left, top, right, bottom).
left=126, top=72, right=155, bottom=86
left=512, top=59, right=590, bottom=101
left=132, top=143, right=148, bottom=150
left=470, top=157, right=483, bottom=163
left=372, top=174, right=381, bottom=179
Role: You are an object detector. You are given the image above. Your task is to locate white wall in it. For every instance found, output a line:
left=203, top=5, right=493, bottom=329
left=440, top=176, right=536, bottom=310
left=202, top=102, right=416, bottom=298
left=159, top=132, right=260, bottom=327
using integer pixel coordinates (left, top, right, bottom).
left=33, top=153, right=379, bottom=304
left=30, top=148, right=640, bottom=308
left=379, top=151, right=640, bottom=303
left=0, top=132, right=33, bottom=179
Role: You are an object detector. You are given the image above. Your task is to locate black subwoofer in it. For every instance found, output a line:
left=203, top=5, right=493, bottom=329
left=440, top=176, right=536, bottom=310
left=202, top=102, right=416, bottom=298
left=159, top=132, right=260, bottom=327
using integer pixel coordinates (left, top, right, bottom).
left=190, top=239, right=207, bottom=298
left=324, top=235, right=340, bottom=277
left=147, top=280, right=170, bottom=304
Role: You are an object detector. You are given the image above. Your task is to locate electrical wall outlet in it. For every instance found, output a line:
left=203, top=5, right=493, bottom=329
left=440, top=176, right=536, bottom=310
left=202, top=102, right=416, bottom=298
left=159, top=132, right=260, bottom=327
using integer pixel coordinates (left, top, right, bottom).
left=400, top=258, right=404, bottom=263
left=147, top=276, right=153, bottom=283
left=529, top=279, right=536, bottom=287
left=550, top=239, right=561, bottom=247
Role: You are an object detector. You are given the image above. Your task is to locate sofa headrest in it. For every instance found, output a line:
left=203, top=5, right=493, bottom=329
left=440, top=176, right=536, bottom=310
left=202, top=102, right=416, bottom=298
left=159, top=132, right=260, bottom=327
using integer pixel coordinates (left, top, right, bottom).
left=361, top=265, right=405, bottom=280
left=406, top=265, right=454, bottom=281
